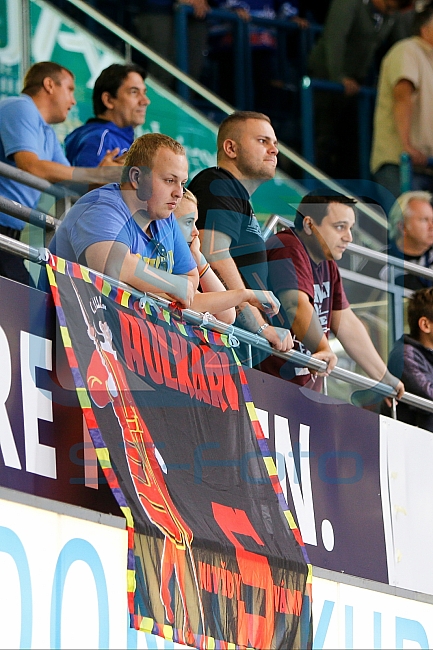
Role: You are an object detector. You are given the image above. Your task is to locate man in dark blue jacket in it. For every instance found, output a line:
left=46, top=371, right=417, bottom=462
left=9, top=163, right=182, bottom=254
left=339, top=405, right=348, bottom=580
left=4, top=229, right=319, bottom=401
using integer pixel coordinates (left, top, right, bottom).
left=386, top=287, right=433, bottom=431
left=65, top=64, right=150, bottom=167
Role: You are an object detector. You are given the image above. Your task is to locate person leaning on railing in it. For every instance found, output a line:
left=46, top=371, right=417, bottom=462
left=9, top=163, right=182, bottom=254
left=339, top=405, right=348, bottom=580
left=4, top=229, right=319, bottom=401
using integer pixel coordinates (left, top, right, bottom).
left=188, top=110, right=293, bottom=356
left=384, top=286, right=433, bottom=430
left=0, top=61, right=125, bottom=284
left=50, top=133, right=199, bottom=308
left=174, top=188, right=280, bottom=324
left=259, top=191, right=405, bottom=400
left=307, top=0, right=412, bottom=179
left=371, top=2, right=433, bottom=198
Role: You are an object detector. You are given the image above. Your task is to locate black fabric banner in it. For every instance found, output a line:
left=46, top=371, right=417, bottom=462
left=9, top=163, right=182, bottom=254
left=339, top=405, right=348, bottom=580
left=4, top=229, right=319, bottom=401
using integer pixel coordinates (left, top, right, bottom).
left=47, top=256, right=312, bottom=649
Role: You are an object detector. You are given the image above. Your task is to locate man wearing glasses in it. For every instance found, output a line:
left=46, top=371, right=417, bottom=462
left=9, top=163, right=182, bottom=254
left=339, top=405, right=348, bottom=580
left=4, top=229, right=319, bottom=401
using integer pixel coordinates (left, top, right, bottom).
left=50, top=133, right=198, bottom=308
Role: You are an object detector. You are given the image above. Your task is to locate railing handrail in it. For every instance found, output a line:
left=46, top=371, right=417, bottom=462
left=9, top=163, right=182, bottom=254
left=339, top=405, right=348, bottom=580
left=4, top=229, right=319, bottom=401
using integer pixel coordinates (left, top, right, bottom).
left=263, top=214, right=433, bottom=282
left=0, top=194, right=59, bottom=230
left=60, top=0, right=388, bottom=235
left=1, top=232, right=431, bottom=415
left=307, top=77, right=376, bottom=97
left=0, top=161, right=78, bottom=200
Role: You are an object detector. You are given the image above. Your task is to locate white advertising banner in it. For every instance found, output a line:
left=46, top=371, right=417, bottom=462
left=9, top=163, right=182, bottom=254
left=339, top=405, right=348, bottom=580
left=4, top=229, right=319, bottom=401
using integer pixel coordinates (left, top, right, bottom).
left=380, top=416, right=433, bottom=596
left=313, top=576, right=433, bottom=650
left=0, top=495, right=186, bottom=649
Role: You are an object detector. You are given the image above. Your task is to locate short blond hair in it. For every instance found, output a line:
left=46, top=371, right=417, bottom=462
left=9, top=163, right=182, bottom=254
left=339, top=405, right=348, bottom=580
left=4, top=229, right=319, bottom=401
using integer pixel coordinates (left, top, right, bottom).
left=182, top=188, right=197, bottom=205
left=122, top=133, right=185, bottom=181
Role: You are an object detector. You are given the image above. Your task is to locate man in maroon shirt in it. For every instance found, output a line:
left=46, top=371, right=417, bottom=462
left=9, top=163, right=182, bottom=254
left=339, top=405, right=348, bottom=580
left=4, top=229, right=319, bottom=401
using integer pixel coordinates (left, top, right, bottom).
left=260, top=192, right=404, bottom=398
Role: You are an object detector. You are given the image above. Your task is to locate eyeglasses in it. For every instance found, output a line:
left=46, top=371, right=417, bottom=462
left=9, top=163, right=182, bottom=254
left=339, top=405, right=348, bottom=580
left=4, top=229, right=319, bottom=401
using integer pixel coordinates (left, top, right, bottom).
left=151, top=240, right=168, bottom=271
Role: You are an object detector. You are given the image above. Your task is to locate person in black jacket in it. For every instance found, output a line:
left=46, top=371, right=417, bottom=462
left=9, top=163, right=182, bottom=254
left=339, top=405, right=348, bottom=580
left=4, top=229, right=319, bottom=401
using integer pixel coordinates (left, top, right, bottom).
left=386, top=286, right=433, bottom=431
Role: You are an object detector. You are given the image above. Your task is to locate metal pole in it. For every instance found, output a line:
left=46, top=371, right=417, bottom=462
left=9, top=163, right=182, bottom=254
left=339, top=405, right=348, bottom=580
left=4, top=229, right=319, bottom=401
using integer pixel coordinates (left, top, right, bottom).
left=234, top=15, right=246, bottom=108
left=357, top=91, right=371, bottom=180
left=301, top=76, right=315, bottom=172
left=174, top=5, right=190, bottom=101
left=21, top=0, right=31, bottom=76
left=400, top=152, right=412, bottom=193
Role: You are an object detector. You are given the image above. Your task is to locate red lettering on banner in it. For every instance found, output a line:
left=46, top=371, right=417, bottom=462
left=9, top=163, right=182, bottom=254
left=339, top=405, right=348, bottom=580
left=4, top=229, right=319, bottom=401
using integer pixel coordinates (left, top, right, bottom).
left=169, top=331, right=195, bottom=397
left=220, top=565, right=228, bottom=597
left=190, top=344, right=211, bottom=405
left=119, top=312, right=145, bottom=376
left=233, top=571, right=242, bottom=601
left=226, top=568, right=234, bottom=599
left=279, top=587, right=289, bottom=614
left=202, top=348, right=228, bottom=411
left=199, top=561, right=208, bottom=591
left=219, top=352, right=240, bottom=411
left=286, top=588, right=302, bottom=616
left=119, top=311, right=240, bottom=409
left=154, top=325, right=178, bottom=390
left=138, top=321, right=164, bottom=384
left=273, top=585, right=280, bottom=612
left=211, top=565, right=221, bottom=594
left=212, top=503, right=275, bottom=649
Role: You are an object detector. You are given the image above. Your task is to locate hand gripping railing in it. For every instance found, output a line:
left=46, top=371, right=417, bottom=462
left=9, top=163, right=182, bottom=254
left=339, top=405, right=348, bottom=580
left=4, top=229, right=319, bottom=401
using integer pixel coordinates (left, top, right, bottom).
left=1, top=234, right=431, bottom=416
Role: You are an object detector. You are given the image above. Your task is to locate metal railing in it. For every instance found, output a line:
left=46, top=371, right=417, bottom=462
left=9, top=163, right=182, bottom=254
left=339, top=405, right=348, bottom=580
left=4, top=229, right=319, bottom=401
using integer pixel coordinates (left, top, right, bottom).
left=174, top=5, right=323, bottom=107
left=56, top=0, right=388, bottom=235
left=1, top=232, right=432, bottom=416
left=262, top=214, right=433, bottom=342
left=300, top=77, right=376, bottom=182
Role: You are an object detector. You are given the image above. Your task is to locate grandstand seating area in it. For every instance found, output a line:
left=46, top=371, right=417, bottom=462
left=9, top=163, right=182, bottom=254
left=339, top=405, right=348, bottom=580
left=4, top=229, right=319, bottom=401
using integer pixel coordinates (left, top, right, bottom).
left=0, top=0, right=431, bottom=409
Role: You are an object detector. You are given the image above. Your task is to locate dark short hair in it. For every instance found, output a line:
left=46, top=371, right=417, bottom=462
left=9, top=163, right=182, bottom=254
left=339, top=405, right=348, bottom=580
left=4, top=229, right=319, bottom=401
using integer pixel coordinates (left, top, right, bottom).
left=217, top=111, right=271, bottom=155
left=413, top=1, right=433, bottom=35
left=294, top=191, right=357, bottom=230
left=93, top=63, right=146, bottom=116
left=408, top=287, right=433, bottom=339
left=22, top=61, right=74, bottom=96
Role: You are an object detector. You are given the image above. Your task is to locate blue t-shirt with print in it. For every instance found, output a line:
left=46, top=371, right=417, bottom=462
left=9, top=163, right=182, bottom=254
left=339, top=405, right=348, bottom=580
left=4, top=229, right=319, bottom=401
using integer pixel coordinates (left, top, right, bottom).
left=50, top=183, right=195, bottom=275
left=0, top=94, right=70, bottom=230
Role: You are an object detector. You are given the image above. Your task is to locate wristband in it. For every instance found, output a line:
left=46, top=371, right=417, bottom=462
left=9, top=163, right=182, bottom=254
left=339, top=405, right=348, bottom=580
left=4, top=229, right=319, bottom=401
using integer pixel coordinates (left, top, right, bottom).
left=256, top=323, right=269, bottom=335
left=199, top=263, right=210, bottom=278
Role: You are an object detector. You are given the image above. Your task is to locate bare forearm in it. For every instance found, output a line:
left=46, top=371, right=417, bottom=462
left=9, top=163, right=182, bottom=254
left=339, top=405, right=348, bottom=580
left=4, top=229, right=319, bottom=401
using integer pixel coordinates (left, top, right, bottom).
left=85, top=241, right=198, bottom=307
left=333, top=310, right=387, bottom=380
left=394, top=95, right=413, bottom=150
left=14, top=152, right=122, bottom=185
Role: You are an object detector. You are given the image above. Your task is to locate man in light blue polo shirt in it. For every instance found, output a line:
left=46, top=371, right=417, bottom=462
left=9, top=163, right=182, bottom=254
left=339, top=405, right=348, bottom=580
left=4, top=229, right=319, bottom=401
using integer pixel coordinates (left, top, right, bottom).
left=0, top=61, right=122, bottom=283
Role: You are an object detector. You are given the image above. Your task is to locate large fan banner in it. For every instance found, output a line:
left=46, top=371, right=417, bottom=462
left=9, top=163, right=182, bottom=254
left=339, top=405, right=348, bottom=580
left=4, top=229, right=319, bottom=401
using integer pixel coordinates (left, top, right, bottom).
left=47, top=255, right=312, bottom=650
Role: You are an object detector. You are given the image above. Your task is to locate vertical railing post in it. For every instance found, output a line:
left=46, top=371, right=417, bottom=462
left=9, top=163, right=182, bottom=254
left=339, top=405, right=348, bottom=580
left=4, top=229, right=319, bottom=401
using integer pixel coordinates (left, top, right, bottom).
left=234, top=14, right=246, bottom=108
left=357, top=90, right=372, bottom=181
left=301, top=76, right=315, bottom=177
left=400, top=152, right=412, bottom=193
left=174, top=4, right=190, bottom=101
left=21, top=0, right=31, bottom=76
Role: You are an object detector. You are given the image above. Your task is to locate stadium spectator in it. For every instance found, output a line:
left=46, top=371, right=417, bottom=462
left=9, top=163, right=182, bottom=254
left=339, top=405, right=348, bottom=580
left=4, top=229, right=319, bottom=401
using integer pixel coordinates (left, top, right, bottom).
left=174, top=188, right=280, bottom=323
left=371, top=2, right=433, bottom=197
left=308, top=0, right=412, bottom=178
left=50, top=133, right=198, bottom=308
left=65, top=64, right=150, bottom=167
left=208, top=0, right=306, bottom=113
left=259, top=192, right=405, bottom=399
left=361, top=191, right=433, bottom=291
left=188, top=110, right=293, bottom=354
left=385, top=286, right=433, bottom=431
left=132, top=0, right=209, bottom=88
left=0, top=61, right=123, bottom=284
